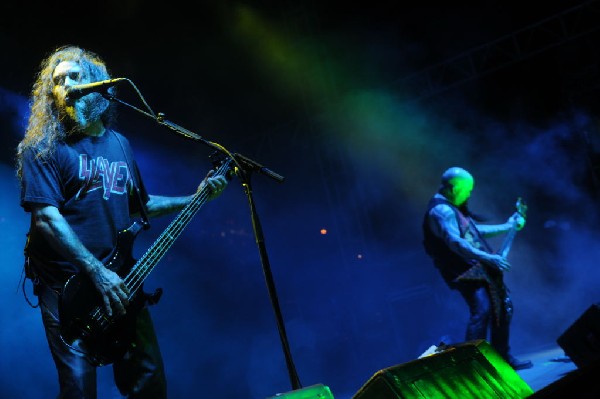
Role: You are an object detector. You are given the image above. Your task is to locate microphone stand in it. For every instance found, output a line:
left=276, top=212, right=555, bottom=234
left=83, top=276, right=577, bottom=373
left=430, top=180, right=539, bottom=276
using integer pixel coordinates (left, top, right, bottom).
left=105, top=93, right=302, bottom=391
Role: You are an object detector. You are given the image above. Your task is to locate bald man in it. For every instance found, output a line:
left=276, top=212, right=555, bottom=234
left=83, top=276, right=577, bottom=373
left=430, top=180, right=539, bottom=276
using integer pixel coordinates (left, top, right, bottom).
left=422, top=167, right=533, bottom=370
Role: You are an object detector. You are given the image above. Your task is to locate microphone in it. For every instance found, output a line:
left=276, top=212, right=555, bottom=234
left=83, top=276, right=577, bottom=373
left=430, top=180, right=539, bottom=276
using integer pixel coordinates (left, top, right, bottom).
left=66, top=78, right=126, bottom=100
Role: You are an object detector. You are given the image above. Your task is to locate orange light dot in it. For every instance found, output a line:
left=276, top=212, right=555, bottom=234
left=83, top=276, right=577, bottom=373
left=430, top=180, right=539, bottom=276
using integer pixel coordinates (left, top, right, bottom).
left=320, top=229, right=327, bottom=235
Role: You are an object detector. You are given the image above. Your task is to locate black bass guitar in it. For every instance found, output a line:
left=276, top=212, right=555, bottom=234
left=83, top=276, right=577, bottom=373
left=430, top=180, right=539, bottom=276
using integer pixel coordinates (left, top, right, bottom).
left=59, top=156, right=234, bottom=366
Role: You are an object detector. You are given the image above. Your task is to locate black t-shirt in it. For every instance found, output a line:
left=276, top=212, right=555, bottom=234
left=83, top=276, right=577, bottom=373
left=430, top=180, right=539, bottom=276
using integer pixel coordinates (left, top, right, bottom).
left=20, top=129, right=149, bottom=288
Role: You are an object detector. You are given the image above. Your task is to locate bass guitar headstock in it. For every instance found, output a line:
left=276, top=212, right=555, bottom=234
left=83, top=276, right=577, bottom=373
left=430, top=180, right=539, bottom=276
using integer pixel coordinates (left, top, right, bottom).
left=208, top=152, right=237, bottom=182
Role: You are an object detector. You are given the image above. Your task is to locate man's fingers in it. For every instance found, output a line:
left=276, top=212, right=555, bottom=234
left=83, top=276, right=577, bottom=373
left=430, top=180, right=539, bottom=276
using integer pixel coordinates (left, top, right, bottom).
left=102, top=295, right=113, bottom=317
left=117, top=289, right=130, bottom=307
left=205, top=176, right=227, bottom=197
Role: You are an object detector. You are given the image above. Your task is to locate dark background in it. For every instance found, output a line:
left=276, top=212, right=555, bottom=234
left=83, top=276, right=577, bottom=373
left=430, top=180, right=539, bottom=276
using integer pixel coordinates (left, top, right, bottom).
left=1, top=1, right=600, bottom=398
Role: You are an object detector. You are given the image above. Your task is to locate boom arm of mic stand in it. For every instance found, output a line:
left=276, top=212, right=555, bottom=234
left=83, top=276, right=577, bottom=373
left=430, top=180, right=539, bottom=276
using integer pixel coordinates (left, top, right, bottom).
left=105, top=94, right=227, bottom=156
left=155, top=112, right=224, bottom=153
left=106, top=94, right=286, bottom=184
left=155, top=115, right=287, bottom=185
left=233, top=153, right=285, bottom=184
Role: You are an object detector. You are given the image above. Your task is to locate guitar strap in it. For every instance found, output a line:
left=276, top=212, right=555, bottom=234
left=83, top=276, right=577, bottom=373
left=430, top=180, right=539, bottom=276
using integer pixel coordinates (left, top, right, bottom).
left=112, top=130, right=151, bottom=230
left=467, top=219, right=495, bottom=253
left=112, top=130, right=163, bottom=306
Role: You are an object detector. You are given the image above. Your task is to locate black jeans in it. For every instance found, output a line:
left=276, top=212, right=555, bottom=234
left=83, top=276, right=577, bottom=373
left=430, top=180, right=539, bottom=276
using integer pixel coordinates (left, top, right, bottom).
left=455, top=281, right=513, bottom=360
left=39, top=285, right=167, bottom=399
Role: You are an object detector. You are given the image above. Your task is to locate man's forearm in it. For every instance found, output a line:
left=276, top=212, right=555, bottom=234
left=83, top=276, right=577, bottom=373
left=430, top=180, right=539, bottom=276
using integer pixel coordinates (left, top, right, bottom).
left=33, top=207, right=104, bottom=276
left=145, top=194, right=194, bottom=218
left=477, top=222, right=512, bottom=238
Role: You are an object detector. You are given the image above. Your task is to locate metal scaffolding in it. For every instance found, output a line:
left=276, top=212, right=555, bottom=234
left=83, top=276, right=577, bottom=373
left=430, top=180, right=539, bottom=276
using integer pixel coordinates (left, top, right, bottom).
left=395, top=0, right=600, bottom=105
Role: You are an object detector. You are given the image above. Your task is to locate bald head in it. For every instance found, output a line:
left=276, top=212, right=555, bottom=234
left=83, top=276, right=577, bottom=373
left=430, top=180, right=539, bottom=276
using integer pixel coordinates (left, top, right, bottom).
left=441, top=167, right=473, bottom=185
left=440, top=167, right=474, bottom=206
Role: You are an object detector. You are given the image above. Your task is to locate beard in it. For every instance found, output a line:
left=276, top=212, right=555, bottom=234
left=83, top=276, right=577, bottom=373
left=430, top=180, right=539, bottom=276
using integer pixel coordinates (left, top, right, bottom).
left=74, top=93, right=110, bottom=127
left=62, top=93, right=110, bottom=133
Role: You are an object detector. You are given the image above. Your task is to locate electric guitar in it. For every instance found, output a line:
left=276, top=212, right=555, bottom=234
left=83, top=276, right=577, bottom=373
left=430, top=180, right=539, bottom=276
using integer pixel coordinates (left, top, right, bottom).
left=455, top=197, right=527, bottom=321
left=59, top=156, right=235, bottom=366
left=497, top=197, right=527, bottom=259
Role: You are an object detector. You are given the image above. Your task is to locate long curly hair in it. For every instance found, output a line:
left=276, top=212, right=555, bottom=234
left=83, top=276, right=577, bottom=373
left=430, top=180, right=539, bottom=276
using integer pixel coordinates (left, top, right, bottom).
left=16, top=45, right=117, bottom=179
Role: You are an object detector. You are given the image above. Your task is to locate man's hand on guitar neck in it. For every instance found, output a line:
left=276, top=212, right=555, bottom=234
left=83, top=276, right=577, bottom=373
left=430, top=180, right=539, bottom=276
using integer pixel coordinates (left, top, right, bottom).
left=198, top=170, right=228, bottom=201
left=481, top=253, right=511, bottom=272
left=507, top=212, right=526, bottom=231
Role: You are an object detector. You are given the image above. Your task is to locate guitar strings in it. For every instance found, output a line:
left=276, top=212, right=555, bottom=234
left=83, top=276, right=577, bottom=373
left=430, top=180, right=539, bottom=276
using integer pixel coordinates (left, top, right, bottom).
left=87, top=159, right=232, bottom=329
left=125, top=159, right=232, bottom=294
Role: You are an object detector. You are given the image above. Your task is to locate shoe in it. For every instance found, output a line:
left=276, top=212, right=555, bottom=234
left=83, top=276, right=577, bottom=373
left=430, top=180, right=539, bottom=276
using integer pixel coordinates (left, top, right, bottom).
left=507, top=355, right=533, bottom=370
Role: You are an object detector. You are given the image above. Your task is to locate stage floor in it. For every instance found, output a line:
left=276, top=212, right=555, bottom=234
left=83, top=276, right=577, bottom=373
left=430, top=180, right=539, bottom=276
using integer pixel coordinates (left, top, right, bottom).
left=515, top=345, right=578, bottom=394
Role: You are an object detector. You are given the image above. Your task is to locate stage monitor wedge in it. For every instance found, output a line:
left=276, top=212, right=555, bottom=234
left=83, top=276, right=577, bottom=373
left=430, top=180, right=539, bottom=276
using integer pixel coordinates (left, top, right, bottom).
left=266, top=383, right=334, bottom=399
left=353, top=340, right=533, bottom=399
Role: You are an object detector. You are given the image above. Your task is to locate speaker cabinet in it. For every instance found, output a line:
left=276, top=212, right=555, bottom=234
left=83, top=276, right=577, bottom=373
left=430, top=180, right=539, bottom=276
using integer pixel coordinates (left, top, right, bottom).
left=266, top=383, right=334, bottom=399
left=557, top=303, right=600, bottom=369
left=352, top=340, right=533, bottom=399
